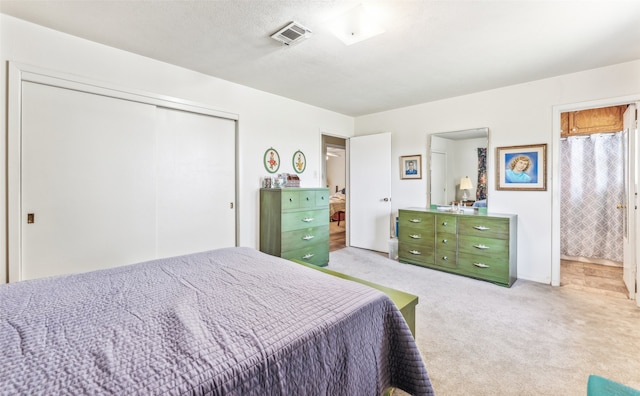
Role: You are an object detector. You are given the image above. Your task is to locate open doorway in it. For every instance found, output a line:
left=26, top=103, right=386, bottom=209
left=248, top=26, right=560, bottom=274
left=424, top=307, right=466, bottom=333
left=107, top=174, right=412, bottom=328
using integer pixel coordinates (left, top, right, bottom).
left=322, top=135, right=346, bottom=251
left=558, top=104, right=634, bottom=299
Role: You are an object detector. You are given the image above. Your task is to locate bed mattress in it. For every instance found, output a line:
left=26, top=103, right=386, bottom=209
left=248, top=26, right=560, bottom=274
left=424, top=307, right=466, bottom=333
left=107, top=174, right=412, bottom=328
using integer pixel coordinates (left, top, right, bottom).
left=0, top=247, right=433, bottom=395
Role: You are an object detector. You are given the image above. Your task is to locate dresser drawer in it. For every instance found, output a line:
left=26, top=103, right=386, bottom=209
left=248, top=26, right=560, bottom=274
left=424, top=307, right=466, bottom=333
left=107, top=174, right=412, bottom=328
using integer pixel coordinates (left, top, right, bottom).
left=399, top=211, right=434, bottom=229
left=458, top=235, right=508, bottom=257
left=435, top=214, right=457, bottom=234
left=433, top=246, right=457, bottom=269
left=298, top=190, right=317, bottom=208
left=458, top=251, right=509, bottom=284
left=434, top=231, right=456, bottom=250
left=315, top=190, right=330, bottom=207
left=281, top=226, right=329, bottom=251
left=282, top=209, right=329, bottom=231
left=458, top=217, right=509, bottom=240
left=282, top=245, right=329, bottom=267
left=398, top=242, right=434, bottom=266
left=398, top=227, right=434, bottom=246
left=281, top=190, right=300, bottom=209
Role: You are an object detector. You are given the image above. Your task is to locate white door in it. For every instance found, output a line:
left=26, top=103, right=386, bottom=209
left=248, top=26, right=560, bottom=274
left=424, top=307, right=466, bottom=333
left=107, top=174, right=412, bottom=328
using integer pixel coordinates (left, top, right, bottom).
left=430, top=151, right=447, bottom=205
left=622, top=103, right=638, bottom=302
left=19, top=83, right=237, bottom=281
left=155, top=107, right=236, bottom=258
left=349, top=132, right=392, bottom=252
left=21, top=82, right=158, bottom=280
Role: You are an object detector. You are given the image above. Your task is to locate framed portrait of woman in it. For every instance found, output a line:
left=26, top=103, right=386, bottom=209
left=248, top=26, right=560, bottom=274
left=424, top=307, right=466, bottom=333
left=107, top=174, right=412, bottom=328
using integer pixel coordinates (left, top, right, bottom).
left=496, top=144, right=547, bottom=191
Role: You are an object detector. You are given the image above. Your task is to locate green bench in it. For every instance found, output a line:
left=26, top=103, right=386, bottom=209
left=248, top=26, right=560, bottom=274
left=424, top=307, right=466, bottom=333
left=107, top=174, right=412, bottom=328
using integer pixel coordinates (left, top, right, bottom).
left=293, top=260, right=419, bottom=337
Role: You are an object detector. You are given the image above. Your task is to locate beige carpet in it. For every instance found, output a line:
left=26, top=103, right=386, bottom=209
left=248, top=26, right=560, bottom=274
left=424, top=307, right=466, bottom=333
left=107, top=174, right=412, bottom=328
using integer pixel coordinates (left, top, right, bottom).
left=328, top=247, right=640, bottom=396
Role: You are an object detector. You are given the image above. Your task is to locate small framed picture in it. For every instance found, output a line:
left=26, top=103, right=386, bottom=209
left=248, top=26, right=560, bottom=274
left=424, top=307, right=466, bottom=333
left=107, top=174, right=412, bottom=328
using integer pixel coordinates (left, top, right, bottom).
left=400, top=155, right=422, bottom=180
left=263, top=147, right=280, bottom=174
left=292, top=150, right=306, bottom=173
left=496, top=144, right=547, bottom=191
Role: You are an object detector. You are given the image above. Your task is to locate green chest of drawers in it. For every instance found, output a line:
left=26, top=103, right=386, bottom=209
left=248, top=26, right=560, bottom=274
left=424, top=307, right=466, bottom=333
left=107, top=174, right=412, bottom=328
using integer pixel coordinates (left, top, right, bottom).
left=260, top=188, right=330, bottom=267
left=398, top=208, right=517, bottom=287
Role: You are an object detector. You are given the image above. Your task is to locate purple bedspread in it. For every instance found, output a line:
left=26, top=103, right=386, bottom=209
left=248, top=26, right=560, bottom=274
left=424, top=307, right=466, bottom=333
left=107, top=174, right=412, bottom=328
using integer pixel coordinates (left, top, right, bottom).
left=1, top=247, right=434, bottom=395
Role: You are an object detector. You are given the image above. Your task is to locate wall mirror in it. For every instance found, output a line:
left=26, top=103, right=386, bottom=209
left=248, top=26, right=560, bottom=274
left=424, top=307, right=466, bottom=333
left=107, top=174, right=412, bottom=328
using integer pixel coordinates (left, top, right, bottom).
left=428, top=127, right=489, bottom=208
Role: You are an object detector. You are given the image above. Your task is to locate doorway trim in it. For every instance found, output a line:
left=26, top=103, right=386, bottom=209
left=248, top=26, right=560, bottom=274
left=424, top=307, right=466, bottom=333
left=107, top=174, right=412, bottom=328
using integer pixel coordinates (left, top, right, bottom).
left=551, top=94, right=640, bottom=287
left=321, top=133, right=348, bottom=246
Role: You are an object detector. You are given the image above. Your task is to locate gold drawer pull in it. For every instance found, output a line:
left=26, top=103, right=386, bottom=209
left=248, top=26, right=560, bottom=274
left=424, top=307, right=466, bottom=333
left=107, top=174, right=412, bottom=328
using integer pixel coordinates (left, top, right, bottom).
left=473, top=262, right=490, bottom=268
left=473, top=226, right=490, bottom=231
left=473, top=244, right=489, bottom=249
left=409, top=218, right=422, bottom=223
left=409, top=234, right=421, bottom=239
left=302, top=217, right=314, bottom=222
left=302, top=235, right=315, bottom=240
left=409, top=249, right=421, bottom=255
left=302, top=253, right=315, bottom=259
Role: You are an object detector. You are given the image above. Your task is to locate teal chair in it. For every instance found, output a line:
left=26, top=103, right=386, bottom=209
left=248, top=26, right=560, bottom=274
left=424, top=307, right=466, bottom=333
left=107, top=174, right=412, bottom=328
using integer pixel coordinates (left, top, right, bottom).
left=588, top=375, right=640, bottom=396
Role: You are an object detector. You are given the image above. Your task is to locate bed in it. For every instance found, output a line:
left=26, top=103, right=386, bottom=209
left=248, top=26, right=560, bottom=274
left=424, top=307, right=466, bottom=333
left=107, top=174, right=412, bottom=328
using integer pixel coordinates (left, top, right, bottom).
left=0, top=247, right=434, bottom=395
left=330, top=192, right=346, bottom=223
left=473, top=199, right=487, bottom=208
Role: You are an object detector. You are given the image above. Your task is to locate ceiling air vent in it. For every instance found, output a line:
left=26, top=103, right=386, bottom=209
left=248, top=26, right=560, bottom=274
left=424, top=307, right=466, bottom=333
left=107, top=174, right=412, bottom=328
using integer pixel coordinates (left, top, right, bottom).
left=271, top=21, right=312, bottom=46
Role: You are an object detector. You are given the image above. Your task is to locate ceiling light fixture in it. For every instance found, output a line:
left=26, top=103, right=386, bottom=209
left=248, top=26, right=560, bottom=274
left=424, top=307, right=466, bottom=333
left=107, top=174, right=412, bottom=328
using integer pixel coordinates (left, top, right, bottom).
left=328, top=4, right=385, bottom=46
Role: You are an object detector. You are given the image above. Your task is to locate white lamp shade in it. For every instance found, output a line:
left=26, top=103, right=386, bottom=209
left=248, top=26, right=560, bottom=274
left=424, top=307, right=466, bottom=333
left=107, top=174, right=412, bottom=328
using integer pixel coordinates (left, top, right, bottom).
left=460, top=176, right=473, bottom=190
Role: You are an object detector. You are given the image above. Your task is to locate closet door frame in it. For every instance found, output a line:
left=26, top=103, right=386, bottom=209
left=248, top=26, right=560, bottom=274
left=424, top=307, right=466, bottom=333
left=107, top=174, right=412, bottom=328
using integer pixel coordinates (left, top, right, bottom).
left=7, top=62, right=239, bottom=282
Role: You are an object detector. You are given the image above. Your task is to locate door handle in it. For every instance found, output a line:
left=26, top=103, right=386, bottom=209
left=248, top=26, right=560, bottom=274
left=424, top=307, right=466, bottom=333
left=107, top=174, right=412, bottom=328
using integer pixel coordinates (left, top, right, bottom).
left=383, top=197, right=390, bottom=202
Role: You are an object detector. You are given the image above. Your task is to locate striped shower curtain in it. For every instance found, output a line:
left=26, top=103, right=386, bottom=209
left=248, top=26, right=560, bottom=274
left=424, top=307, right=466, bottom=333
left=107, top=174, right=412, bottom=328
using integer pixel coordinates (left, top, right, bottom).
left=560, top=133, right=624, bottom=262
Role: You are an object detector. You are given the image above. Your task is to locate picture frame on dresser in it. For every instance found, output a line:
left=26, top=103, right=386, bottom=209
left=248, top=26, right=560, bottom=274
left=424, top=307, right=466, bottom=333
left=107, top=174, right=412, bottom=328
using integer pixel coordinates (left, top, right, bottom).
left=496, top=144, right=547, bottom=191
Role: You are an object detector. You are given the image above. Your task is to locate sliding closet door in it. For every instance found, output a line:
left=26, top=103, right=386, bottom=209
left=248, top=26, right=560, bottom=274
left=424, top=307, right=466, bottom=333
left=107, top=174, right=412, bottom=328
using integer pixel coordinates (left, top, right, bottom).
left=21, top=81, right=157, bottom=280
left=155, top=107, right=236, bottom=257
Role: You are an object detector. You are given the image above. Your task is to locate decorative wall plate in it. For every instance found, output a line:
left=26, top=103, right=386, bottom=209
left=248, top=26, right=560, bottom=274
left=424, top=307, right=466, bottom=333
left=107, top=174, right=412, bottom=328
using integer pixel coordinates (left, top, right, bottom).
left=292, top=150, right=306, bottom=173
left=263, top=147, right=280, bottom=173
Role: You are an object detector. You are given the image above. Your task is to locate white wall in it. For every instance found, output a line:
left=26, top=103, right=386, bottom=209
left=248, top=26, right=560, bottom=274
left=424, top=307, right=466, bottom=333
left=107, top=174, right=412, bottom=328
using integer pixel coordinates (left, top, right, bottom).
left=355, top=60, right=640, bottom=283
left=0, top=15, right=355, bottom=284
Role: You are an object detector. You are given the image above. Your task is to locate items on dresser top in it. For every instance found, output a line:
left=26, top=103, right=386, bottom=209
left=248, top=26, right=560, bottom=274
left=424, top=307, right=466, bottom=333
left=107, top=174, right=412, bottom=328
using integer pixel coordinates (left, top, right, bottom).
left=262, top=173, right=301, bottom=188
left=398, top=208, right=517, bottom=287
left=260, top=188, right=330, bottom=267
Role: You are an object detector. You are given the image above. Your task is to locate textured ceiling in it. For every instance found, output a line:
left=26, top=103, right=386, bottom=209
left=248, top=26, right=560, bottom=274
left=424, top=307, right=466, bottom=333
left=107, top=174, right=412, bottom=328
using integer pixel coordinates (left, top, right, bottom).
left=2, top=0, right=640, bottom=116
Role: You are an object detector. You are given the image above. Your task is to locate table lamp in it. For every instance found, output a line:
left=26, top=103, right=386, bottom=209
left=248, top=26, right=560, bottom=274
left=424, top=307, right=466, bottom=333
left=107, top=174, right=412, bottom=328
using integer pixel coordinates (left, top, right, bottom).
left=460, top=176, right=473, bottom=201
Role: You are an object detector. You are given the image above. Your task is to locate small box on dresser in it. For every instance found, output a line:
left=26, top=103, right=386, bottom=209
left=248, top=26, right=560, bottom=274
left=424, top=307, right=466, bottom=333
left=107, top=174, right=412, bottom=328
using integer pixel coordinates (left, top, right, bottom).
left=260, top=188, right=330, bottom=267
left=398, top=208, right=517, bottom=287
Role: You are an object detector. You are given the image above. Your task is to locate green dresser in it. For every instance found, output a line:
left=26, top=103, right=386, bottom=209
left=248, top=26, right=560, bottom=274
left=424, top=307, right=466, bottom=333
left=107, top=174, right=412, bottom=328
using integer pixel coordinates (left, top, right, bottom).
left=260, top=188, right=330, bottom=267
left=398, top=208, right=517, bottom=287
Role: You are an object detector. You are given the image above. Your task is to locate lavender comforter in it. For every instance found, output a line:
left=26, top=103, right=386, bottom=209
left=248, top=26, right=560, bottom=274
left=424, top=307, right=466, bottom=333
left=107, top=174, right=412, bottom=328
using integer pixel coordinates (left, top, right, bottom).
left=1, top=247, right=433, bottom=395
